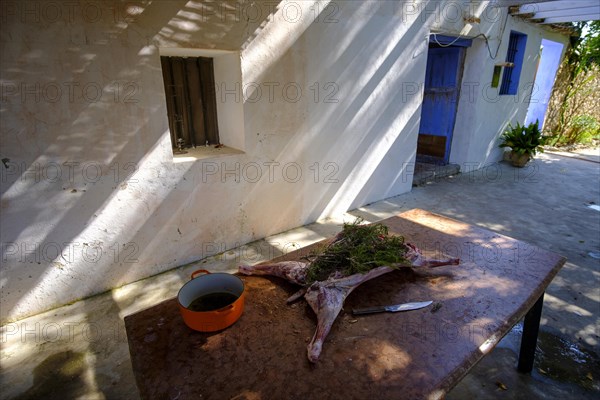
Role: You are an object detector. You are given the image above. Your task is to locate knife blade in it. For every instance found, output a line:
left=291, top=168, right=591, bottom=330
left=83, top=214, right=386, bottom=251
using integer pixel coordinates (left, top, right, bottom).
left=352, top=300, right=433, bottom=315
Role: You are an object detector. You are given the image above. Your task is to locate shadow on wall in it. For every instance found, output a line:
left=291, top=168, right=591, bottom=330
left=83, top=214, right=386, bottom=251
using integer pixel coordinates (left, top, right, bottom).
left=0, top=0, right=282, bottom=323
left=242, top=1, right=437, bottom=224
left=1, top=1, right=447, bottom=323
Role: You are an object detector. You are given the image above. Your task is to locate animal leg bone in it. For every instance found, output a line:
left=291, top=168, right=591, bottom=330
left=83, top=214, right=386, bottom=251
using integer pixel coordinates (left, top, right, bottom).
left=304, top=266, right=395, bottom=362
left=238, top=261, right=308, bottom=286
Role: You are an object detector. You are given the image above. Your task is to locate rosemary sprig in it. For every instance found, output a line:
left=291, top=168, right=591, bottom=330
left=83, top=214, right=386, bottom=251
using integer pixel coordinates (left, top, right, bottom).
left=305, top=218, right=409, bottom=283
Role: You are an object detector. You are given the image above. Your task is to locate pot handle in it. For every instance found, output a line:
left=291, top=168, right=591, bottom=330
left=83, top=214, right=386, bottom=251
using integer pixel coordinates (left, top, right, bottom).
left=191, top=269, right=210, bottom=280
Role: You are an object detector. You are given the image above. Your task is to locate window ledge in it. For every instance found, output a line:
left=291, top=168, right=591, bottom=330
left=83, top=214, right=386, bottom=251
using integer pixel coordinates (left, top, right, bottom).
left=172, top=145, right=244, bottom=163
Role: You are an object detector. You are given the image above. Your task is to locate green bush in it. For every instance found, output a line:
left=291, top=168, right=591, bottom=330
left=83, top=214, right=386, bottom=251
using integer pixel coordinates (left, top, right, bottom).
left=499, top=120, right=549, bottom=156
left=561, top=115, right=600, bottom=145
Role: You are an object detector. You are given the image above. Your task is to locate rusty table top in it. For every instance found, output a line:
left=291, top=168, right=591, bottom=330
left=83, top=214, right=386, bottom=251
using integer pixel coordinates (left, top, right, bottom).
left=124, top=209, right=565, bottom=400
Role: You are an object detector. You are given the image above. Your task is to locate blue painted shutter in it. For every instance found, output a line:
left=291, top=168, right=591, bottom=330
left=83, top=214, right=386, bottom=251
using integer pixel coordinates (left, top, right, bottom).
left=500, top=31, right=527, bottom=95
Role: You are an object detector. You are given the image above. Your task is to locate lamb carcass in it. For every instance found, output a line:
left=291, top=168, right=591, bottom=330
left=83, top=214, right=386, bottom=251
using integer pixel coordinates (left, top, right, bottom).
left=239, top=235, right=459, bottom=363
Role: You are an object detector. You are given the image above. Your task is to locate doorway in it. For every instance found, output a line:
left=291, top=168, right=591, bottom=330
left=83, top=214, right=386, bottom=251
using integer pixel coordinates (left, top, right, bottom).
left=417, top=35, right=471, bottom=165
left=525, top=39, right=564, bottom=129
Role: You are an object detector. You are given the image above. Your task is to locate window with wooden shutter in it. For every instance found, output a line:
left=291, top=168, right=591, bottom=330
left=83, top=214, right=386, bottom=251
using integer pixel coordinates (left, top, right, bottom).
left=160, top=56, right=220, bottom=151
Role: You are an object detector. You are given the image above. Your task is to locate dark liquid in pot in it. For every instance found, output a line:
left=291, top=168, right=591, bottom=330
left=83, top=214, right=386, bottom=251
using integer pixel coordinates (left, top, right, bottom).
left=187, top=292, right=238, bottom=312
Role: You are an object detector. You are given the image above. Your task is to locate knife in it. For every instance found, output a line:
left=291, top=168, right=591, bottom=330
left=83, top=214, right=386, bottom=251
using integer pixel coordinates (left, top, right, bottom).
left=352, top=300, right=433, bottom=315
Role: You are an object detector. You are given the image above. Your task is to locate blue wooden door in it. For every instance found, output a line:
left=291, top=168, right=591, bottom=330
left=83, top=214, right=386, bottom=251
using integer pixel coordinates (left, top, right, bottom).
left=417, top=46, right=465, bottom=164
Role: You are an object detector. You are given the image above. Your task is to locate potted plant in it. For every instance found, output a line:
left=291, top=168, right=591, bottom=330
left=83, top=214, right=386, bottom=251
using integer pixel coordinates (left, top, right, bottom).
left=499, top=120, right=548, bottom=167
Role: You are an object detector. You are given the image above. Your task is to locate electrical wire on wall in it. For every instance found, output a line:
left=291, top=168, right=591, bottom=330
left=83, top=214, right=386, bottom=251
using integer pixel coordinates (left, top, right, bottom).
left=427, top=5, right=511, bottom=60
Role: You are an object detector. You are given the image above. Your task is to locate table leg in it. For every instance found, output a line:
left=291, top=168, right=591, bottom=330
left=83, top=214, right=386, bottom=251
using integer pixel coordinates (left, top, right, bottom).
left=518, top=292, right=545, bottom=373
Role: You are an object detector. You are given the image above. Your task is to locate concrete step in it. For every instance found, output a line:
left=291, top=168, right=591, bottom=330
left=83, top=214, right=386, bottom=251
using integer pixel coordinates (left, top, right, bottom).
left=412, top=162, right=461, bottom=186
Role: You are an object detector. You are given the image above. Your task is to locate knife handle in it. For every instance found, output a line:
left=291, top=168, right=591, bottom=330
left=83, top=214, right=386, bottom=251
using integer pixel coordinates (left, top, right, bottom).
left=352, top=306, right=387, bottom=315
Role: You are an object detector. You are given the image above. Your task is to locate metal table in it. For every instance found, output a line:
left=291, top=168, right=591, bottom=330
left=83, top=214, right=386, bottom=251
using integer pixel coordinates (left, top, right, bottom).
left=125, top=209, right=565, bottom=399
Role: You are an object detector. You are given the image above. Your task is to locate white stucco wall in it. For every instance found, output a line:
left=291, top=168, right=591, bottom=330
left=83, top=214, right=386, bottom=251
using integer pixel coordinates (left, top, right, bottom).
left=448, top=9, right=570, bottom=168
left=0, top=0, right=569, bottom=322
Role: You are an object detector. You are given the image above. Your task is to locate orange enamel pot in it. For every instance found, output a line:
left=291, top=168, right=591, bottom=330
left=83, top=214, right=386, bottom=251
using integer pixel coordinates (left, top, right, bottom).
left=177, top=269, right=245, bottom=332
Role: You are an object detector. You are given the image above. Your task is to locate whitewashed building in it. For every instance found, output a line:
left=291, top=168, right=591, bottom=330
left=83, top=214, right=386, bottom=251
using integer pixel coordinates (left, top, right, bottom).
left=1, top=0, right=589, bottom=322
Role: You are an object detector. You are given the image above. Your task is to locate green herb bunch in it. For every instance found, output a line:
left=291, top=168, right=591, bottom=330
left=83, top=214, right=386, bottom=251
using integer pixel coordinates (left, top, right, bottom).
left=305, top=218, right=409, bottom=283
